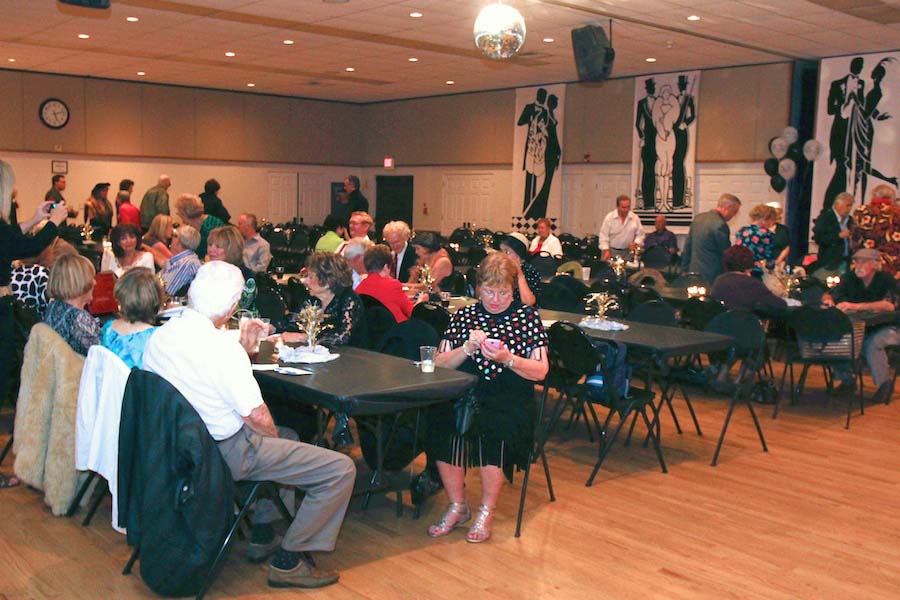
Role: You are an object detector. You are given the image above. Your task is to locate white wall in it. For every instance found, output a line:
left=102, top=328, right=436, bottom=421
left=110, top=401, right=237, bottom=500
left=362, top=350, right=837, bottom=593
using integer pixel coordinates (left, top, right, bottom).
left=3, top=150, right=352, bottom=226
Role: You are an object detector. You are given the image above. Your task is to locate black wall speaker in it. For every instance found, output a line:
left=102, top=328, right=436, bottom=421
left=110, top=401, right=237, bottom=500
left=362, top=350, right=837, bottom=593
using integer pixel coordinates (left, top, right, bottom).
left=59, top=0, right=111, bottom=8
left=571, top=25, right=615, bottom=82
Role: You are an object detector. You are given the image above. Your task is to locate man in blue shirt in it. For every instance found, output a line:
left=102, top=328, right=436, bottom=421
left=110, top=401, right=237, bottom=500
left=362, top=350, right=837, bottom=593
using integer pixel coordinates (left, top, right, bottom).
left=644, top=214, right=678, bottom=256
left=161, top=224, right=201, bottom=296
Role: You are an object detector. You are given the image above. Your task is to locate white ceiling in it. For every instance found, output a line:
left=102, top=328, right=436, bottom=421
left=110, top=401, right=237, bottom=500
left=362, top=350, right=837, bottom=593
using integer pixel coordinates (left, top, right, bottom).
left=0, top=0, right=898, bottom=103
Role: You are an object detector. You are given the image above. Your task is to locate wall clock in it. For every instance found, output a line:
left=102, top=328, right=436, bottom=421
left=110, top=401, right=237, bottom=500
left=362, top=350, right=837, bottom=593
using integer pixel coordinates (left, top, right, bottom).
left=39, top=98, right=70, bottom=129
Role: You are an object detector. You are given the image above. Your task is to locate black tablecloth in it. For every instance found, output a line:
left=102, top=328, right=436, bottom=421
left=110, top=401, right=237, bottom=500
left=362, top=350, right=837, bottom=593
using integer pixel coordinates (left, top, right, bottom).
left=539, top=309, right=735, bottom=358
left=254, top=346, right=476, bottom=416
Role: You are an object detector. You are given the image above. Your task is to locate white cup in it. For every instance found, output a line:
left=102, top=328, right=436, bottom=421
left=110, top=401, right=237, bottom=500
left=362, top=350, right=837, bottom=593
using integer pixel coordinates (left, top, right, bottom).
left=420, top=345, right=436, bottom=373
left=582, top=266, right=591, bottom=281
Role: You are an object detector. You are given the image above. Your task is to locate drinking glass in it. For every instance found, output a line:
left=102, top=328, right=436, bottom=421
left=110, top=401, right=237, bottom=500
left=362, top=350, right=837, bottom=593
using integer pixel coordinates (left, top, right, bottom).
left=419, top=345, right=436, bottom=373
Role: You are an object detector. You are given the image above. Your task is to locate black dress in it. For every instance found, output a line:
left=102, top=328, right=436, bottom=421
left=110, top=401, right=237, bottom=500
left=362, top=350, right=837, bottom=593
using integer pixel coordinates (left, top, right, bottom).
left=315, top=286, right=367, bottom=348
left=428, top=300, right=548, bottom=481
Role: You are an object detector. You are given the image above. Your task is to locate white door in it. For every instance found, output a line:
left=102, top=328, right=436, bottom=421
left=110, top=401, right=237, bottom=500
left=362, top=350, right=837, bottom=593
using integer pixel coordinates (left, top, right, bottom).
left=267, top=172, right=298, bottom=224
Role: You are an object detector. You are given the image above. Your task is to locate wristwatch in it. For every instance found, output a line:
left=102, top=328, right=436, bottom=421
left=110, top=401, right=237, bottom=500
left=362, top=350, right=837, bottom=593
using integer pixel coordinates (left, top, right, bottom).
left=503, top=356, right=515, bottom=369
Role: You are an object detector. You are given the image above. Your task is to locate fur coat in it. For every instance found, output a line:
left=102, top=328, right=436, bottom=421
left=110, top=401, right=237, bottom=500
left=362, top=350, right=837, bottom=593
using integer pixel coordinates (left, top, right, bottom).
left=14, top=323, right=85, bottom=515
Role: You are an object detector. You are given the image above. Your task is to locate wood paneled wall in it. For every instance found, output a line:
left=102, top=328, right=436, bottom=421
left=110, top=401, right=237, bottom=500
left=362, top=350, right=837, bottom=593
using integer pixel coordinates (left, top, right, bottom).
left=0, top=70, right=360, bottom=165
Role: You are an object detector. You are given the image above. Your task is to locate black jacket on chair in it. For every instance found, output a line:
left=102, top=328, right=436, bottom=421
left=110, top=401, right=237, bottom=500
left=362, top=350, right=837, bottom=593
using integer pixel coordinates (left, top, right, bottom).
left=117, top=369, right=234, bottom=597
left=397, top=243, right=417, bottom=284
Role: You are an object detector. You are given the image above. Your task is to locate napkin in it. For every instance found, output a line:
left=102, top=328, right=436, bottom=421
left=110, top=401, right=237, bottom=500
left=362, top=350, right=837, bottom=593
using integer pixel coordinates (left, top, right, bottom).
left=277, top=344, right=340, bottom=364
left=580, top=317, right=630, bottom=331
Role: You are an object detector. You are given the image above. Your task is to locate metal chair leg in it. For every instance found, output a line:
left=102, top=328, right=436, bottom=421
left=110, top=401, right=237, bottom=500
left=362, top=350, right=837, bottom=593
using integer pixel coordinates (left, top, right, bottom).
left=0, top=433, right=12, bottom=465
left=640, top=407, right=668, bottom=473
left=82, top=481, right=109, bottom=526
left=711, top=397, right=739, bottom=467
left=122, top=546, right=139, bottom=575
left=66, top=472, right=96, bottom=517
left=586, top=408, right=624, bottom=487
left=743, top=395, right=768, bottom=453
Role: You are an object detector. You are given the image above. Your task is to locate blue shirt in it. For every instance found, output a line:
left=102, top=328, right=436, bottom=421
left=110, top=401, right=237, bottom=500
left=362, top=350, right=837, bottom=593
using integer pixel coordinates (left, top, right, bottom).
left=161, top=249, right=201, bottom=295
left=101, top=320, right=157, bottom=369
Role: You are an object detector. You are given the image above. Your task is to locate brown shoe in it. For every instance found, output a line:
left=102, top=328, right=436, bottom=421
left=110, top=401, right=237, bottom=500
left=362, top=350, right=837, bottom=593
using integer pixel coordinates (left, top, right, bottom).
left=268, top=557, right=339, bottom=589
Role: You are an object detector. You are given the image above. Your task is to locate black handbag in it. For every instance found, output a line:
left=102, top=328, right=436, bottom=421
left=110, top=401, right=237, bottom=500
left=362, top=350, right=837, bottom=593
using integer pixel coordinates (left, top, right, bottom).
left=454, top=389, right=479, bottom=436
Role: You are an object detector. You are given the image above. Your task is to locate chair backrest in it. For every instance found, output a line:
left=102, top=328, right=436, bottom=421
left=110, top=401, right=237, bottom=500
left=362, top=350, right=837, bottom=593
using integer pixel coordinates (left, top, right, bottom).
left=627, top=299, right=678, bottom=326
left=797, top=280, right=826, bottom=305
left=548, top=274, right=589, bottom=297
left=705, top=310, right=766, bottom=374
left=541, top=278, right=586, bottom=313
left=557, top=260, right=583, bottom=279
left=363, top=302, right=397, bottom=350
left=626, top=285, right=662, bottom=313
left=789, top=305, right=862, bottom=360
left=681, top=297, right=727, bottom=330
left=289, top=228, right=310, bottom=251
left=642, top=245, right=672, bottom=269
left=547, top=321, right=599, bottom=385
left=286, top=277, right=310, bottom=311
left=439, top=270, right=467, bottom=295
left=411, top=302, right=452, bottom=337
left=529, top=252, right=561, bottom=278
left=464, top=266, right=478, bottom=297
left=255, top=288, right=288, bottom=330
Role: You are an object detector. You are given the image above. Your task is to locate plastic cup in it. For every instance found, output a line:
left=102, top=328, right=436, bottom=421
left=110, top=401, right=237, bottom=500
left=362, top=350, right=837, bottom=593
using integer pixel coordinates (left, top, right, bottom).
left=420, top=345, right=436, bottom=373
left=440, top=291, right=451, bottom=307
left=582, top=266, right=591, bottom=281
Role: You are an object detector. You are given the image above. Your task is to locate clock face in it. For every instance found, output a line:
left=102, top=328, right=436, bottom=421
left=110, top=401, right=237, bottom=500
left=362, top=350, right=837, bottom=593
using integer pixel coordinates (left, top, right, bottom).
left=39, top=98, right=70, bottom=129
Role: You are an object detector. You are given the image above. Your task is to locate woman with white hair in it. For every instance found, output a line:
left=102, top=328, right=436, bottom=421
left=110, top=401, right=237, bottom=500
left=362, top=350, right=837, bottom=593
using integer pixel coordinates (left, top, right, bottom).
left=1, top=160, right=68, bottom=488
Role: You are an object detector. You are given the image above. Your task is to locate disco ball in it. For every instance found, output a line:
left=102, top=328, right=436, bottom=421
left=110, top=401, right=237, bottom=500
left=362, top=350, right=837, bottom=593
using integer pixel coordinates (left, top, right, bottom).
left=473, top=3, right=526, bottom=60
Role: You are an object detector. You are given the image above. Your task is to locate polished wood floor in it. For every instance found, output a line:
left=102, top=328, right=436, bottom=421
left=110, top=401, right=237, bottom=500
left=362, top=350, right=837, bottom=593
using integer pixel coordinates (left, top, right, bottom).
left=2, top=368, right=898, bottom=600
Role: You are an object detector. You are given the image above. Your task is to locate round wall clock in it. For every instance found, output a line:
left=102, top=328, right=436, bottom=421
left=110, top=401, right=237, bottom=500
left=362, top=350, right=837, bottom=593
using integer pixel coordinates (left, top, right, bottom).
left=39, top=98, right=70, bottom=129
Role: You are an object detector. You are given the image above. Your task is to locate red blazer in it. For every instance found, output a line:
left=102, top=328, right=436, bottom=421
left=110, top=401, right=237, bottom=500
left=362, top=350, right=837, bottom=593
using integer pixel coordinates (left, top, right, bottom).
left=356, top=273, right=413, bottom=323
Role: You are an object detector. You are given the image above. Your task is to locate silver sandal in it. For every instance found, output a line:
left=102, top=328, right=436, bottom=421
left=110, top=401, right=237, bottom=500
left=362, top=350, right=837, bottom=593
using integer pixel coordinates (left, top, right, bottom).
left=427, top=502, right=470, bottom=537
left=465, top=504, right=495, bottom=543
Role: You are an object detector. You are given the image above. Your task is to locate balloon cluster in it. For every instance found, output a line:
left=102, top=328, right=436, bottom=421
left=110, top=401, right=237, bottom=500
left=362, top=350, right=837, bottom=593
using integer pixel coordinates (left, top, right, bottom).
left=764, top=126, right=823, bottom=193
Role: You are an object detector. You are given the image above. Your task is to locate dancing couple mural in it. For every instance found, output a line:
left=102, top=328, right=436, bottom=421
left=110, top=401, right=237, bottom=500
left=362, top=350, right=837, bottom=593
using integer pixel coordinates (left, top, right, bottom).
left=511, top=85, right=565, bottom=228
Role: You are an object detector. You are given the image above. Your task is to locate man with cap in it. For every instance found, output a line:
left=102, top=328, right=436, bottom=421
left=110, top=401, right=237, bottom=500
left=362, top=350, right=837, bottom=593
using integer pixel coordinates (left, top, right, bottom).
left=766, top=201, right=791, bottom=266
left=86, top=182, right=114, bottom=239
left=822, top=248, right=897, bottom=403
left=498, top=232, right=542, bottom=306
left=140, top=174, right=172, bottom=231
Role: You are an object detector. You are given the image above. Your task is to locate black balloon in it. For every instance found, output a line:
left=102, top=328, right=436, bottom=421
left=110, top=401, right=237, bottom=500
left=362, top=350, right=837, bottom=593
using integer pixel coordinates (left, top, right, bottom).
left=764, top=158, right=779, bottom=177
left=787, top=143, right=803, bottom=162
left=770, top=174, right=786, bottom=193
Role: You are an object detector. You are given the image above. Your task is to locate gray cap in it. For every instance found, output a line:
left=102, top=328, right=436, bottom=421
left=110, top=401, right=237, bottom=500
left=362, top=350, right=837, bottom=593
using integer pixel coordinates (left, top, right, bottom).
left=852, top=248, right=881, bottom=261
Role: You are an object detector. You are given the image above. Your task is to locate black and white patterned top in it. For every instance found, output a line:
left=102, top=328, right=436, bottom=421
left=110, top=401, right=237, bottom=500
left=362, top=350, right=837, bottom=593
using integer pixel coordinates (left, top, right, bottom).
left=519, top=261, right=544, bottom=306
left=441, top=300, right=548, bottom=381
left=42, top=299, right=101, bottom=356
left=10, top=264, right=49, bottom=315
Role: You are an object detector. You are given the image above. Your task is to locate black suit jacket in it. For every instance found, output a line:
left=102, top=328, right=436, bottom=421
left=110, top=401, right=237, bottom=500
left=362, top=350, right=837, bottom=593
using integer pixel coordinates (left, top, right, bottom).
left=812, top=208, right=852, bottom=270
left=396, top=243, right=417, bottom=283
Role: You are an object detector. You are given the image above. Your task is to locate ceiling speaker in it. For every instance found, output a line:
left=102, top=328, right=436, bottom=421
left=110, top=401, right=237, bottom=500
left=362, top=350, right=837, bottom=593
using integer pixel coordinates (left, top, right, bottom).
left=59, top=0, right=111, bottom=8
left=571, top=24, right=615, bottom=82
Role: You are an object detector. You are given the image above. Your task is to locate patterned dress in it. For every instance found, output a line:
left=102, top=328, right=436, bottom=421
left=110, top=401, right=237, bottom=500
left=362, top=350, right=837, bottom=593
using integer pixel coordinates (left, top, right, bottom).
left=735, top=224, right=775, bottom=264
left=428, top=300, right=548, bottom=481
left=852, top=203, right=900, bottom=279
left=315, top=286, right=366, bottom=347
left=101, top=321, right=157, bottom=369
left=43, top=299, right=101, bottom=355
left=9, top=264, right=49, bottom=315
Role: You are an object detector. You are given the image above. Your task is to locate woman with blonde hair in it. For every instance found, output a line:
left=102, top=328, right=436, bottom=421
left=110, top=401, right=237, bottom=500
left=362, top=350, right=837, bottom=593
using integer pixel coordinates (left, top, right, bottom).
left=174, top=193, right=224, bottom=260
left=143, top=214, right=175, bottom=268
left=43, top=253, right=101, bottom=355
left=426, top=252, right=548, bottom=543
left=101, top=268, right=163, bottom=368
left=207, top=225, right=253, bottom=280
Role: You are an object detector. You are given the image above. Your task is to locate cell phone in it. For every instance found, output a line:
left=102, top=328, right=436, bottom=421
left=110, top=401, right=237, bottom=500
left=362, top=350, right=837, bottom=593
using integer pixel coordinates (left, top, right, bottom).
left=485, top=338, right=502, bottom=349
left=50, top=202, right=59, bottom=209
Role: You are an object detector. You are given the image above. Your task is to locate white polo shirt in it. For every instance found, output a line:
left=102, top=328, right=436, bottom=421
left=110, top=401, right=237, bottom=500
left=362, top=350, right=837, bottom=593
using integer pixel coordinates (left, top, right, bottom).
left=143, top=308, right=264, bottom=440
left=599, top=210, right=645, bottom=251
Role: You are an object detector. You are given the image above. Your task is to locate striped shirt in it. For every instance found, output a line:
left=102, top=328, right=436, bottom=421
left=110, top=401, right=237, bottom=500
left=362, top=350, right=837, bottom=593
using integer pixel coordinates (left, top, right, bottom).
left=161, top=250, right=201, bottom=295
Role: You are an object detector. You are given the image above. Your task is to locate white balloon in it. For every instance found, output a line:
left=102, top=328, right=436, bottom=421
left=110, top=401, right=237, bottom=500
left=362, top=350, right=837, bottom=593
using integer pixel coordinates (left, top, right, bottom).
left=781, top=126, right=799, bottom=144
left=803, top=139, right=822, bottom=161
left=770, top=137, right=788, bottom=159
left=778, top=158, right=797, bottom=181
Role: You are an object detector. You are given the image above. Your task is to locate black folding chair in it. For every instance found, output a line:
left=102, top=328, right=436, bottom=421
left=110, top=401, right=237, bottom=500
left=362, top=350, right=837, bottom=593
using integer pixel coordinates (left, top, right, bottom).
left=256, top=288, right=288, bottom=331
left=528, top=252, right=561, bottom=279
left=439, top=270, right=467, bottom=295
left=286, top=277, right=310, bottom=312
left=704, top=310, right=769, bottom=466
left=776, top=306, right=865, bottom=428
left=411, top=302, right=451, bottom=337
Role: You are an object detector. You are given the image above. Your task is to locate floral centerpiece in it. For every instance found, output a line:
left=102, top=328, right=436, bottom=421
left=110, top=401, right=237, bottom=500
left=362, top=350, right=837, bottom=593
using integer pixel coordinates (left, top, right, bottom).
left=292, top=302, right=331, bottom=350
left=418, top=263, right=436, bottom=292
left=611, top=255, right=627, bottom=280
left=585, top=292, right=620, bottom=318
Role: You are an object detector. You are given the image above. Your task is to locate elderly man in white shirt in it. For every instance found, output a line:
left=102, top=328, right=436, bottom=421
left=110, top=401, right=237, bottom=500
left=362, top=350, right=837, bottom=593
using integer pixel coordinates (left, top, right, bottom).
left=143, top=261, right=354, bottom=589
left=343, top=236, right=373, bottom=290
left=237, top=213, right=272, bottom=273
left=599, top=195, right=645, bottom=261
left=528, top=217, right=563, bottom=258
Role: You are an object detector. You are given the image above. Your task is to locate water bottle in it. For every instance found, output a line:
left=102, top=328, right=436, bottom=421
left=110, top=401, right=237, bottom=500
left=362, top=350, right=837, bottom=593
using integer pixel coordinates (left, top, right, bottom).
left=239, top=277, right=258, bottom=316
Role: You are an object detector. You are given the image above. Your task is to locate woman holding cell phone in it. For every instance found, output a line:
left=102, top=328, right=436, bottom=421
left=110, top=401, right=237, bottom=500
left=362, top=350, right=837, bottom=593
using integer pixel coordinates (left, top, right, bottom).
left=426, top=252, right=548, bottom=543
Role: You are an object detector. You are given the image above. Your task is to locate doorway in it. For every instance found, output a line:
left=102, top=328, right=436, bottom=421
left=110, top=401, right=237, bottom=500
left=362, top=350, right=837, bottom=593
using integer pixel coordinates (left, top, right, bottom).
left=376, top=176, right=414, bottom=232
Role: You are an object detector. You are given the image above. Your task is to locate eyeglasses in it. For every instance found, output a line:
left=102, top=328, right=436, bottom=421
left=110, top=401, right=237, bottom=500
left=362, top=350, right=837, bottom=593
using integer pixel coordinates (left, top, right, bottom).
left=481, top=288, right=512, bottom=300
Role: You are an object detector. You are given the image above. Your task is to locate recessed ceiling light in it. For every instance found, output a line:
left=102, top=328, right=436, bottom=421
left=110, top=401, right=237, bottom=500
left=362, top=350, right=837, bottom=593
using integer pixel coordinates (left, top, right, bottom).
left=225, top=51, right=236, bottom=57
left=409, top=11, right=423, bottom=18
left=322, top=0, right=349, bottom=3
left=136, top=71, right=145, bottom=76
left=7, top=58, right=15, bottom=63
left=247, top=83, right=255, bottom=87
left=446, top=80, right=455, bottom=85
left=77, top=34, right=90, bottom=39
left=408, top=57, right=419, bottom=62
left=345, top=67, right=355, bottom=72
left=687, top=15, right=701, bottom=21
left=126, top=16, right=139, bottom=22
left=283, top=39, right=294, bottom=45
left=646, top=57, right=657, bottom=62
left=542, top=37, right=555, bottom=43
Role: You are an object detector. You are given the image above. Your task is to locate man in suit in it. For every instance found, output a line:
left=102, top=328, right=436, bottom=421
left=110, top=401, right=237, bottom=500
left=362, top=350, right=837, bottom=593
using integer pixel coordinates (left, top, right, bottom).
left=812, top=192, right=855, bottom=275
left=635, top=78, right=658, bottom=210
left=343, top=175, right=368, bottom=214
left=382, top=220, right=416, bottom=282
left=824, top=57, right=864, bottom=210
left=681, top=193, right=741, bottom=285
left=517, top=87, right=548, bottom=211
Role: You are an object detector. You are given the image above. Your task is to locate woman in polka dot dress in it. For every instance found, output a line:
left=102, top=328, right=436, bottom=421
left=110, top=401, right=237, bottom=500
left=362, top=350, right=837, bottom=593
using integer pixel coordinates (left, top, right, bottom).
left=426, top=252, right=548, bottom=543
